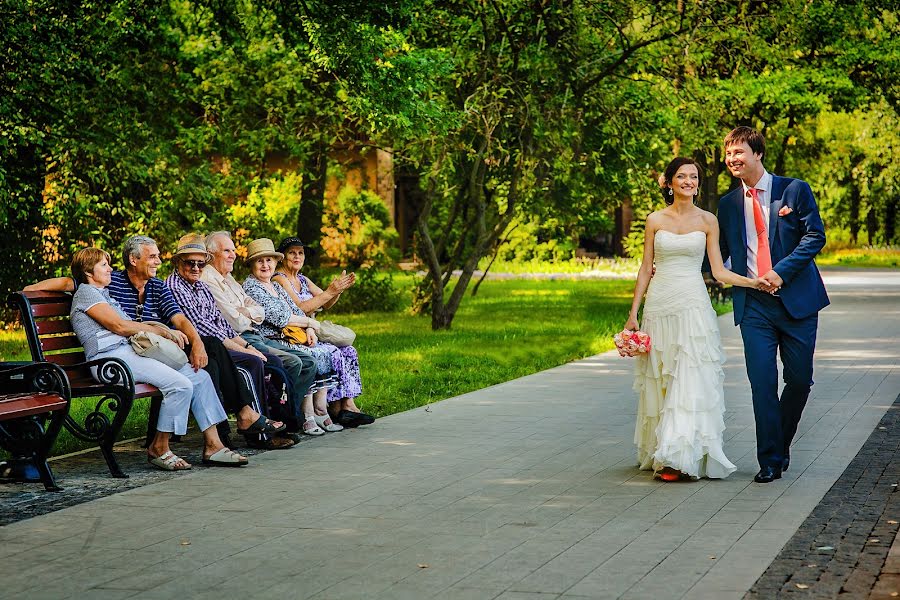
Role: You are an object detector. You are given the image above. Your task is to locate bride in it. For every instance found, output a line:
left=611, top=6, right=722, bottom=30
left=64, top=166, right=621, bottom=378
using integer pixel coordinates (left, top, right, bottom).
left=625, top=157, right=763, bottom=481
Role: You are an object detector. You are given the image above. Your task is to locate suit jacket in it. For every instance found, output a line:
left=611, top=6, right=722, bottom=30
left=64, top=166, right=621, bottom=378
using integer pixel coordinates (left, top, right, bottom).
left=718, top=175, right=829, bottom=324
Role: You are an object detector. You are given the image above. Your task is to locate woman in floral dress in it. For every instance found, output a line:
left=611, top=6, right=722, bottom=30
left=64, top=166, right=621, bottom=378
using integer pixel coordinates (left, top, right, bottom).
left=274, top=237, right=374, bottom=428
left=242, top=238, right=341, bottom=435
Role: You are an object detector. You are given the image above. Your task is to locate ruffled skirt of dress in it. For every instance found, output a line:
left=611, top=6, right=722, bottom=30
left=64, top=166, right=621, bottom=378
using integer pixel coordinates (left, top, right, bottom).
left=633, top=304, right=736, bottom=479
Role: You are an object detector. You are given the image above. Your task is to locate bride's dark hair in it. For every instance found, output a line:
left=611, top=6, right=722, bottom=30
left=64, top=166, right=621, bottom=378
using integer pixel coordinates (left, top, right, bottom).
left=659, top=157, right=704, bottom=205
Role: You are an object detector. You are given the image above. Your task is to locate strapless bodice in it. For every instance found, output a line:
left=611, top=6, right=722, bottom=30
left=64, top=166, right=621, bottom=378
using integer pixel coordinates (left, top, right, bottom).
left=643, top=230, right=710, bottom=316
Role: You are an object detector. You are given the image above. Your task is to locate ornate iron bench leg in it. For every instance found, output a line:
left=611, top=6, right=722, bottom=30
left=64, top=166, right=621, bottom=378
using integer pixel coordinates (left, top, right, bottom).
left=35, top=405, right=68, bottom=491
left=64, top=389, right=133, bottom=479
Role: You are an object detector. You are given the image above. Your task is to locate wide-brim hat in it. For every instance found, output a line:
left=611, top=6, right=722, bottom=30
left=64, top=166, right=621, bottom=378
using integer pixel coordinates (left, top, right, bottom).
left=276, top=236, right=317, bottom=258
left=173, top=233, right=212, bottom=262
left=244, top=238, right=284, bottom=264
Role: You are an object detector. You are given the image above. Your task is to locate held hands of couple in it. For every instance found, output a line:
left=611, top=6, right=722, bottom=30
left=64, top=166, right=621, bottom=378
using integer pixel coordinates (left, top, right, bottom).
left=754, top=270, right=783, bottom=294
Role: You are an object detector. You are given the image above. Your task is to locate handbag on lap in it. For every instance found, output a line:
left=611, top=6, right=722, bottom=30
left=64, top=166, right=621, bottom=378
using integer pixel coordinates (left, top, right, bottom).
left=129, top=328, right=188, bottom=370
left=280, top=324, right=308, bottom=345
left=317, top=320, right=356, bottom=347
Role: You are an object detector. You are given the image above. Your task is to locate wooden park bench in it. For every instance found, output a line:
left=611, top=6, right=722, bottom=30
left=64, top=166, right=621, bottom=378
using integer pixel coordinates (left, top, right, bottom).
left=703, top=274, right=732, bottom=305
left=8, top=291, right=163, bottom=479
left=0, top=361, right=72, bottom=491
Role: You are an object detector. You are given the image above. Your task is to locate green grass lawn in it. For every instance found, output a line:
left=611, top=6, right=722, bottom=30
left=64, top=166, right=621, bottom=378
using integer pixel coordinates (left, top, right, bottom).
left=0, top=278, right=732, bottom=456
left=817, top=246, right=900, bottom=268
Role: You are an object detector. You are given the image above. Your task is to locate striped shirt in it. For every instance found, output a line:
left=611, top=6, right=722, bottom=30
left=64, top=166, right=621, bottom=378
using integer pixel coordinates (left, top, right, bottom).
left=165, top=272, right=237, bottom=341
left=108, top=270, right=182, bottom=325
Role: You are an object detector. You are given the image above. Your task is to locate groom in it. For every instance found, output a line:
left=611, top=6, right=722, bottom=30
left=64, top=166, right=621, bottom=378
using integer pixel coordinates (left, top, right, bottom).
left=718, top=126, right=829, bottom=484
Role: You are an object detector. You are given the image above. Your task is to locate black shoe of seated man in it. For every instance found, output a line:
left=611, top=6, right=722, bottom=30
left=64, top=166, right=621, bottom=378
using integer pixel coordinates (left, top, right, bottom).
left=336, top=409, right=375, bottom=428
left=278, top=431, right=303, bottom=444
left=754, top=466, right=783, bottom=484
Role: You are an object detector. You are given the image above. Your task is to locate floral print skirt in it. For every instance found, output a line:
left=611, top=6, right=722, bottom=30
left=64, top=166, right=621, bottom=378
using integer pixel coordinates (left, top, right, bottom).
left=283, top=341, right=337, bottom=394
left=324, top=344, right=363, bottom=402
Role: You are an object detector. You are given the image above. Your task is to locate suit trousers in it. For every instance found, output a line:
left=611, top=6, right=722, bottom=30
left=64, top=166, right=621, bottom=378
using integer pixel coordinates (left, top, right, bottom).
left=240, top=331, right=317, bottom=400
left=740, top=290, right=818, bottom=469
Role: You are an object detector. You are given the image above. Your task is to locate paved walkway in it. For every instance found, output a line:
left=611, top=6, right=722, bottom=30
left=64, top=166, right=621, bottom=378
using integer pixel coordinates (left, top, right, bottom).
left=1, top=269, right=898, bottom=600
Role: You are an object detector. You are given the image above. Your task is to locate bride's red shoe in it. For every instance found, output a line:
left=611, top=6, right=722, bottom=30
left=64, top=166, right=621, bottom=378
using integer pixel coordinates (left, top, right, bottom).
left=657, top=467, right=683, bottom=482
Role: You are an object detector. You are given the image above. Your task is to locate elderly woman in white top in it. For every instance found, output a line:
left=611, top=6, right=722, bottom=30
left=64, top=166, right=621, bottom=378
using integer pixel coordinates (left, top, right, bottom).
left=241, top=238, right=342, bottom=436
left=68, top=247, right=248, bottom=469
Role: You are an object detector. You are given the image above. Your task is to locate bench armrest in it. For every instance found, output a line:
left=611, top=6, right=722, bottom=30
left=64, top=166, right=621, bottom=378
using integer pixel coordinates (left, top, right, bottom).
left=0, top=362, right=71, bottom=398
left=69, top=356, right=136, bottom=390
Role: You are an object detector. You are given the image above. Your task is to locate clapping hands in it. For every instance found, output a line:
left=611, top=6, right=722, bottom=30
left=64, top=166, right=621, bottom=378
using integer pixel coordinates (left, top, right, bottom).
left=327, top=270, right=356, bottom=295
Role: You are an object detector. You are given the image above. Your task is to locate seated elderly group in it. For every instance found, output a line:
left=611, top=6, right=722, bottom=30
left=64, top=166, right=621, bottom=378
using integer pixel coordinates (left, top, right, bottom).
left=25, top=232, right=374, bottom=472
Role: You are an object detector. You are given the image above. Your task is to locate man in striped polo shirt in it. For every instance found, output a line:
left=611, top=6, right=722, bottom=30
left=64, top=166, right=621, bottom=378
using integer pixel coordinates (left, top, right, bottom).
left=112, top=236, right=206, bottom=368
left=114, top=236, right=285, bottom=446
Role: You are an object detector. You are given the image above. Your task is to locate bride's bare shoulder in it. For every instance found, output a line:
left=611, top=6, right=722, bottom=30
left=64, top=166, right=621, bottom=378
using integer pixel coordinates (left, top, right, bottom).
left=645, top=210, right=665, bottom=225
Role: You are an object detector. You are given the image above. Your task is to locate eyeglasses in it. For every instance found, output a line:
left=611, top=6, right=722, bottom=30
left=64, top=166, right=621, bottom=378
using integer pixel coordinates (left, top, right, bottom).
left=183, top=260, right=206, bottom=269
left=135, top=304, right=143, bottom=322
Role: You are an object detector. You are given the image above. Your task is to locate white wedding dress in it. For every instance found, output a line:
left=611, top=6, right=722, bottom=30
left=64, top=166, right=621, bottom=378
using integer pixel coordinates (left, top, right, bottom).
left=633, top=230, right=736, bottom=479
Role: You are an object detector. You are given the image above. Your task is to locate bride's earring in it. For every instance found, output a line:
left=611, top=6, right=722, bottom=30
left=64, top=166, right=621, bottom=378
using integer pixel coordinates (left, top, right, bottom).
left=667, top=188, right=673, bottom=196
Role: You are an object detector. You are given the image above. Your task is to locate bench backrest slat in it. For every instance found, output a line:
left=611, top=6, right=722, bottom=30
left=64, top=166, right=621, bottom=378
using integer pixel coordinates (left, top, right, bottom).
left=35, top=319, right=74, bottom=335
left=31, top=302, right=72, bottom=318
left=40, top=334, right=84, bottom=352
left=46, top=352, right=89, bottom=367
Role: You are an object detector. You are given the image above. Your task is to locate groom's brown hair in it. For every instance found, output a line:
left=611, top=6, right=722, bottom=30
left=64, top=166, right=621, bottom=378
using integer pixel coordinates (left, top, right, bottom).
left=724, top=126, right=766, bottom=159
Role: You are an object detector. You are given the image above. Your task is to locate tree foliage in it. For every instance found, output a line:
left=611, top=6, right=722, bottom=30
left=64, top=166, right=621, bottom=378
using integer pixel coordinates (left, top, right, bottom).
left=1, top=0, right=897, bottom=327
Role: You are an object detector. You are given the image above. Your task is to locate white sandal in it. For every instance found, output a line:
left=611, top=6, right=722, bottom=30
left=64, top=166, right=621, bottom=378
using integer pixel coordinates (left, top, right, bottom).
left=303, top=416, right=326, bottom=436
left=147, top=450, right=192, bottom=471
left=202, top=448, right=249, bottom=467
left=314, top=412, right=344, bottom=432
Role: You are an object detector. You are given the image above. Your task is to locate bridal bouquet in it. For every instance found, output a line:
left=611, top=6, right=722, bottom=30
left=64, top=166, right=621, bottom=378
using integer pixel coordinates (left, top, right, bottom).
left=614, top=329, right=651, bottom=357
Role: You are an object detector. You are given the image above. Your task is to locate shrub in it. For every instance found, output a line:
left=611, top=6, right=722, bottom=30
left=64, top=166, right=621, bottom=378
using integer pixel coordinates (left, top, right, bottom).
left=326, top=268, right=404, bottom=314
left=321, top=185, right=399, bottom=269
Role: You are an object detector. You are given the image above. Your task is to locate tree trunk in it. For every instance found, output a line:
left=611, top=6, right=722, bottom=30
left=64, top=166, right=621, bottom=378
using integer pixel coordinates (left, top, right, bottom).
left=297, top=143, right=328, bottom=267
left=866, top=206, right=879, bottom=245
left=849, top=185, right=860, bottom=244
left=693, top=148, right=720, bottom=213
left=0, top=143, right=47, bottom=299
left=884, top=196, right=898, bottom=245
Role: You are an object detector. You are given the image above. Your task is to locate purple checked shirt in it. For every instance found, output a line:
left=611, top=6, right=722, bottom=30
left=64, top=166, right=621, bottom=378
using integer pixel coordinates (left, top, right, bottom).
left=165, top=272, right=238, bottom=341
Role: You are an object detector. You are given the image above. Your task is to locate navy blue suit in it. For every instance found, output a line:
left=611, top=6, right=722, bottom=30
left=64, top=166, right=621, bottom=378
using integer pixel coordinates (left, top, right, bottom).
left=718, top=175, right=829, bottom=469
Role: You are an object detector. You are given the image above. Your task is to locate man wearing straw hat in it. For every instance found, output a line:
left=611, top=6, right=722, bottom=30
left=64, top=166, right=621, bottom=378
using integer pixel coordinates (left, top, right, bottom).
left=166, top=233, right=293, bottom=448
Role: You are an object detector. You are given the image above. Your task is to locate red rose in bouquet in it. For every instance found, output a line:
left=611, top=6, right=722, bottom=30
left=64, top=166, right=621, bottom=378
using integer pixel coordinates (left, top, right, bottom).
left=614, top=329, right=651, bottom=358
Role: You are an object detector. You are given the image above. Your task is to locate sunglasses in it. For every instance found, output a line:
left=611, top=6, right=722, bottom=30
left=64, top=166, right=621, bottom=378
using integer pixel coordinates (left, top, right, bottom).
left=182, top=259, right=206, bottom=269
left=135, top=304, right=143, bottom=322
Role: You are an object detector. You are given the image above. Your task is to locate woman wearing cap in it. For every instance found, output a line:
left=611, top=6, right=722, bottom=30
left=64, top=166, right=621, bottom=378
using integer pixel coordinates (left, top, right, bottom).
left=242, top=238, right=341, bottom=436
left=165, top=233, right=292, bottom=449
left=68, top=247, right=250, bottom=470
left=274, top=237, right=374, bottom=428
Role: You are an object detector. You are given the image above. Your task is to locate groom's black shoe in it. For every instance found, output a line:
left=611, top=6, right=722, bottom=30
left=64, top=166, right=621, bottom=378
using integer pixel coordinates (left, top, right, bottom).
left=782, top=454, right=790, bottom=473
left=754, top=466, right=782, bottom=484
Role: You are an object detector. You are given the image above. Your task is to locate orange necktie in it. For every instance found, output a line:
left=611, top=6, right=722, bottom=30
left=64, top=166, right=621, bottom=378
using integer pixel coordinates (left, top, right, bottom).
left=748, top=187, right=772, bottom=276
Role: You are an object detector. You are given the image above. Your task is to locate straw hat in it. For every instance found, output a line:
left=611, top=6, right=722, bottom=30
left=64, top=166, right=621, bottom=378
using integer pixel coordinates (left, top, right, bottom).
left=244, top=238, right=284, bottom=264
left=173, top=233, right=212, bottom=262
